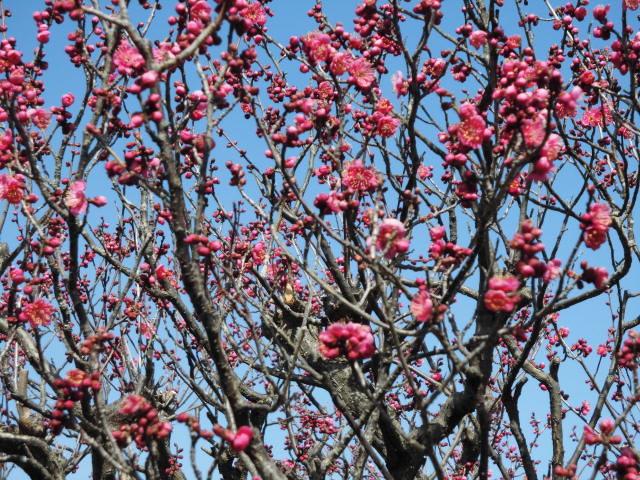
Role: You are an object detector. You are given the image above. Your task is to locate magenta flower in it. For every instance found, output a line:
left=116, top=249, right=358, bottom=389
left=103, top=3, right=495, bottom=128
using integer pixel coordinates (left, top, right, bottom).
left=231, top=426, right=254, bottom=451
left=410, top=290, right=433, bottom=322
left=349, top=57, right=375, bottom=89
left=342, top=160, right=380, bottom=193
left=376, top=115, right=400, bottom=138
left=484, top=276, right=521, bottom=312
left=113, top=39, right=145, bottom=76
left=454, top=102, right=486, bottom=149
left=469, top=30, right=488, bottom=48
left=330, top=52, right=352, bottom=76
left=319, top=322, right=375, bottom=360
left=368, top=218, right=410, bottom=259
left=66, top=180, right=88, bottom=216
left=0, top=174, right=26, bottom=204
left=20, top=298, right=55, bottom=328
left=580, top=203, right=611, bottom=250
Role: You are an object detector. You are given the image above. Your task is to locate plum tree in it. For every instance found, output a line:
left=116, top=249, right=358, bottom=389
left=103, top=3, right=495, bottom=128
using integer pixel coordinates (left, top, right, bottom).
left=0, top=0, right=639, bottom=479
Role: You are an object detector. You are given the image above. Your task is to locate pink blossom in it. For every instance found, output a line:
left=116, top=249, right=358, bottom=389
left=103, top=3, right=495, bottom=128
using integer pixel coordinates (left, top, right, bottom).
left=580, top=262, right=608, bottom=289
left=522, top=112, right=547, bottom=148
left=581, top=104, right=613, bottom=127
left=190, top=1, right=211, bottom=21
left=625, top=0, right=640, bottom=10
left=0, top=174, right=25, bottom=204
left=231, top=426, right=254, bottom=451
left=454, top=103, right=486, bottom=149
left=303, top=31, right=333, bottom=64
left=410, top=290, right=433, bottom=322
left=342, top=160, right=380, bottom=193
left=152, top=42, right=176, bottom=64
left=543, top=259, right=562, bottom=283
left=140, top=70, right=159, bottom=88
left=391, top=71, right=408, bottom=97
left=580, top=203, right=611, bottom=250
left=319, top=322, right=375, bottom=360
left=29, top=108, right=51, bottom=130
left=583, top=426, right=601, bottom=445
left=240, top=2, right=267, bottom=26
left=484, top=276, right=521, bottom=312
left=113, top=39, right=145, bottom=76
left=61, top=93, right=75, bottom=107
left=540, top=134, right=563, bottom=161
left=330, top=52, right=353, bottom=76
left=469, top=30, right=488, bottom=48
left=91, top=196, right=108, bottom=207
left=376, top=115, right=400, bottom=138
left=252, top=241, right=267, bottom=264
left=349, top=57, right=375, bottom=89
left=21, top=298, right=55, bottom=328
left=66, top=180, right=88, bottom=216
left=368, top=218, right=410, bottom=259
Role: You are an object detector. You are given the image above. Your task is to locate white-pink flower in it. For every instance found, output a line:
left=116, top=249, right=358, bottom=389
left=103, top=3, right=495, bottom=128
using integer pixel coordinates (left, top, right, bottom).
left=368, top=218, right=410, bottom=259
left=66, top=180, right=88, bottom=216
left=410, top=290, right=433, bottom=322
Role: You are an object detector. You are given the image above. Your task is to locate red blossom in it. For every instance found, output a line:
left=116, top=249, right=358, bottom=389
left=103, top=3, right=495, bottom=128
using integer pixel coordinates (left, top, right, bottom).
left=319, top=322, right=375, bottom=360
left=0, top=174, right=25, bottom=204
left=410, top=290, right=433, bottom=322
left=368, top=218, right=410, bottom=259
left=342, top=160, right=380, bottom=193
left=21, top=298, right=55, bottom=328
left=484, top=276, right=521, bottom=313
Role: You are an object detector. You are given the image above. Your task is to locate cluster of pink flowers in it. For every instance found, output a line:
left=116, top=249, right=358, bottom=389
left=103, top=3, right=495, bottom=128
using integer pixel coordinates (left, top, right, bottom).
left=428, top=225, right=472, bottom=270
left=484, top=276, right=521, bottom=313
left=509, top=219, right=562, bottom=282
left=0, top=173, right=25, bottom=204
left=583, top=418, right=621, bottom=445
left=450, top=102, right=490, bottom=149
left=341, top=160, right=381, bottom=193
left=50, top=369, right=101, bottom=434
left=580, top=203, right=611, bottom=250
left=319, top=322, right=375, bottom=360
left=618, top=330, right=640, bottom=370
left=300, top=32, right=376, bottom=89
left=527, top=133, right=563, bottom=182
left=19, top=298, right=55, bottom=328
left=367, top=218, right=410, bottom=259
left=112, top=395, right=172, bottom=448
left=616, top=448, right=640, bottom=480
left=176, top=412, right=254, bottom=451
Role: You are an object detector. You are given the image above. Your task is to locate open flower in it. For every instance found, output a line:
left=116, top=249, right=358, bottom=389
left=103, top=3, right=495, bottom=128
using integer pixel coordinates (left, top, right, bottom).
left=21, top=298, right=55, bottom=328
left=0, top=174, right=25, bottom=204
left=484, top=276, right=521, bottom=312
left=349, top=57, right=375, bottom=89
left=66, top=180, right=88, bottom=216
left=113, top=39, right=145, bottom=76
left=454, top=102, right=486, bottom=149
left=342, top=160, right=380, bottom=193
left=368, top=218, right=410, bottom=259
left=410, top=290, right=433, bottom=322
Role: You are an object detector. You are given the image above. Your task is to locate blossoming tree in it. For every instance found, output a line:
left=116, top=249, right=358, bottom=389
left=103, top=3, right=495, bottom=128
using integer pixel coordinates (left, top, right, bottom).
left=1, top=0, right=640, bottom=479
